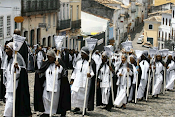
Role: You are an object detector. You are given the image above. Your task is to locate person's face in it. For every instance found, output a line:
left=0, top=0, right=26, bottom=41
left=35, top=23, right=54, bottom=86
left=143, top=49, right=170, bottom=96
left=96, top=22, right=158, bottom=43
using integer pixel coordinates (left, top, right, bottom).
left=47, top=55, right=55, bottom=63
left=157, top=55, right=161, bottom=61
left=121, top=55, right=126, bottom=63
left=81, top=52, right=88, bottom=60
left=102, top=55, right=107, bottom=63
left=5, top=46, right=13, bottom=57
left=39, top=46, right=42, bottom=50
left=130, top=57, right=135, bottom=64
left=168, top=55, right=172, bottom=60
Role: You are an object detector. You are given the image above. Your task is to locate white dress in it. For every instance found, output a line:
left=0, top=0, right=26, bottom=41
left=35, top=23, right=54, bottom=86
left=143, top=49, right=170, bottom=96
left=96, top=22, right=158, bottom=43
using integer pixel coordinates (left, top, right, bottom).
left=43, top=63, right=63, bottom=114
left=71, top=59, right=94, bottom=108
left=37, top=51, right=44, bottom=69
left=152, top=62, right=163, bottom=95
left=98, top=63, right=111, bottom=105
left=137, top=60, right=149, bottom=99
left=3, top=58, right=21, bottom=116
left=166, top=60, right=175, bottom=90
left=114, top=63, right=132, bottom=107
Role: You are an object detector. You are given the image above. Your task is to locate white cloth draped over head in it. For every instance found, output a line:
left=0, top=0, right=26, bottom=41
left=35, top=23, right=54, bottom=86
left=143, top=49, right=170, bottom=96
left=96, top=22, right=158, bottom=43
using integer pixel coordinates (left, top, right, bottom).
left=46, top=49, right=56, bottom=58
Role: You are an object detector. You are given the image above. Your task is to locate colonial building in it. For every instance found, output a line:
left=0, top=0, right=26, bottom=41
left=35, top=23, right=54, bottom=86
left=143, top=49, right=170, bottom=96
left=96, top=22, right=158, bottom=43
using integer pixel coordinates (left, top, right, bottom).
left=144, top=16, right=161, bottom=47
left=0, top=0, right=21, bottom=45
left=21, top=0, right=60, bottom=47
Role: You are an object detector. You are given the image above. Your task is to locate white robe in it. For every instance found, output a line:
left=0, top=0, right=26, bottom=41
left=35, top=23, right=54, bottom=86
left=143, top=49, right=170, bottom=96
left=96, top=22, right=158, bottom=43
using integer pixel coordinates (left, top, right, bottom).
left=43, top=63, right=63, bottom=114
left=71, top=59, right=94, bottom=108
left=37, top=51, right=44, bottom=69
left=114, top=63, right=132, bottom=107
left=153, top=62, right=163, bottom=95
left=92, top=53, right=102, bottom=72
left=166, top=60, right=175, bottom=90
left=3, top=58, right=21, bottom=116
left=98, top=63, right=111, bottom=105
left=137, top=60, right=149, bottom=99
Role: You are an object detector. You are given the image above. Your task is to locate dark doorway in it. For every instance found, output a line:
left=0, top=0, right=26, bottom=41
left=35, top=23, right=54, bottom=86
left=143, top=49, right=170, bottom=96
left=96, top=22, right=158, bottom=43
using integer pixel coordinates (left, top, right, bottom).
left=48, top=36, right=51, bottom=47
left=30, top=30, right=35, bottom=46
left=37, top=28, right=40, bottom=44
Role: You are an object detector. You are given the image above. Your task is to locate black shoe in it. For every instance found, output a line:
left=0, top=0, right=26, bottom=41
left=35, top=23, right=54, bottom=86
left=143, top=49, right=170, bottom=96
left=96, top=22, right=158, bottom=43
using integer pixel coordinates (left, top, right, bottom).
left=71, top=107, right=80, bottom=112
left=40, top=114, right=49, bottom=117
left=106, top=108, right=111, bottom=112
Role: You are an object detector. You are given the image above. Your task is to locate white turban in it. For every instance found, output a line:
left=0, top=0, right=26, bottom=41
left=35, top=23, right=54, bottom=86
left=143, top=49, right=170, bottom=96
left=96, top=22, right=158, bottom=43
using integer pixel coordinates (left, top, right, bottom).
left=6, top=42, right=13, bottom=50
left=47, top=49, right=56, bottom=58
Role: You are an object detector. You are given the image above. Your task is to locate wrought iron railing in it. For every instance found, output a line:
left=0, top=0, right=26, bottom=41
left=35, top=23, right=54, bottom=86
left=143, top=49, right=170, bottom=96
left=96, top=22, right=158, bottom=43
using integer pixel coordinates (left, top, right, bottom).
left=57, top=19, right=71, bottom=30
left=22, top=0, right=60, bottom=16
left=71, top=20, right=81, bottom=29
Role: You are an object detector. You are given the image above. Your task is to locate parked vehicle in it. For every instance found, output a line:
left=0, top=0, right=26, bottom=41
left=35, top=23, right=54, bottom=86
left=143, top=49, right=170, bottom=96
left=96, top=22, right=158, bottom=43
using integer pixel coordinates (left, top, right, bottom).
left=137, top=38, right=143, bottom=44
left=142, top=42, right=153, bottom=48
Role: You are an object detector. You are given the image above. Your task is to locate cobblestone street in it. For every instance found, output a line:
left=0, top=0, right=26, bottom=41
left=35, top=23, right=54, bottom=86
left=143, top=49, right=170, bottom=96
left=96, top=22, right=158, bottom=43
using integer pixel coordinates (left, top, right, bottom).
left=1, top=71, right=175, bottom=117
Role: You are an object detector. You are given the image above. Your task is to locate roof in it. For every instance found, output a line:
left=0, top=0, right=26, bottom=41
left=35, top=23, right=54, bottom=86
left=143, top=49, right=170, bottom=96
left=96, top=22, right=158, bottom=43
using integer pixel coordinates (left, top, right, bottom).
left=161, top=9, right=172, bottom=14
left=94, top=0, right=122, bottom=5
left=82, top=11, right=110, bottom=20
left=135, top=2, right=142, bottom=6
left=94, top=0, right=121, bottom=10
left=144, top=16, right=162, bottom=22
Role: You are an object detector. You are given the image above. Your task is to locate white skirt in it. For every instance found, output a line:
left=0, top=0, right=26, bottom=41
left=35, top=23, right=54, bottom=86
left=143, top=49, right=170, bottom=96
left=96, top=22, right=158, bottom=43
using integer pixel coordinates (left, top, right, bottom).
left=114, top=85, right=126, bottom=107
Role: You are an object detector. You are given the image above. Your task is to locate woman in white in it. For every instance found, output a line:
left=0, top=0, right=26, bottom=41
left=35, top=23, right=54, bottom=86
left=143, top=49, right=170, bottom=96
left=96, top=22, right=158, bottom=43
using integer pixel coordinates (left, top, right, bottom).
left=166, top=54, right=175, bottom=90
left=152, top=52, right=164, bottom=97
left=114, top=54, right=132, bottom=109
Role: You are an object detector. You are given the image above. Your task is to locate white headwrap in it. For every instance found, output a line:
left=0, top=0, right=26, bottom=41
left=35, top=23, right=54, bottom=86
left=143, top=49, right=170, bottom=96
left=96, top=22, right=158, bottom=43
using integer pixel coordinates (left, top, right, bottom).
left=47, top=49, right=56, bottom=58
left=6, top=42, right=13, bottom=51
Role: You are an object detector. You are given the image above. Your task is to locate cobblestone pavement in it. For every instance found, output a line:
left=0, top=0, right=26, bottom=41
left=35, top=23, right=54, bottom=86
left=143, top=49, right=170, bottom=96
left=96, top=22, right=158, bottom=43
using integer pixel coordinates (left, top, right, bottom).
left=1, top=71, right=175, bottom=117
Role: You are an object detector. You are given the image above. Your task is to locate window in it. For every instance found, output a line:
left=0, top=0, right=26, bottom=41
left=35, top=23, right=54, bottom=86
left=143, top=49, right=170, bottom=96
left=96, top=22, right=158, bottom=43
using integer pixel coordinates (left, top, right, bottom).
left=43, top=38, right=46, bottom=46
left=149, top=24, right=153, bottom=29
left=63, top=3, right=65, bottom=20
left=70, top=5, right=73, bottom=21
left=166, top=18, right=167, bottom=25
left=165, top=32, right=167, bottom=40
left=173, top=10, right=174, bottom=18
left=7, top=16, right=11, bottom=36
left=53, top=14, right=55, bottom=26
left=0, top=16, right=3, bottom=38
left=169, top=19, right=171, bottom=26
left=48, top=14, right=51, bottom=27
left=67, top=4, right=69, bottom=19
left=77, top=5, right=79, bottom=20
left=162, top=31, right=164, bottom=40
left=43, top=15, right=46, bottom=23
left=15, top=22, right=18, bottom=29
left=163, top=18, right=164, bottom=25
left=159, top=31, right=160, bottom=37
left=169, top=33, right=170, bottom=40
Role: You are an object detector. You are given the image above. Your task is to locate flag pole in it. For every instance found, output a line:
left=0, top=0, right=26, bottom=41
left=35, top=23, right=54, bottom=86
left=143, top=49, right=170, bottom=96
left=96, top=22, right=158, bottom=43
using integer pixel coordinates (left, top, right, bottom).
left=13, top=51, right=17, bottom=117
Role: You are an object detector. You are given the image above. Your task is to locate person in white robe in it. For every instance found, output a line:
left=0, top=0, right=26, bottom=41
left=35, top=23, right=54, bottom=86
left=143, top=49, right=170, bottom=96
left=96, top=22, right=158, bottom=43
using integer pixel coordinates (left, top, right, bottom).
left=42, top=49, right=64, bottom=116
left=137, top=51, right=150, bottom=100
left=3, top=42, right=26, bottom=116
left=97, top=51, right=114, bottom=111
left=114, top=54, right=132, bottom=109
left=70, top=47, right=94, bottom=114
left=128, top=55, right=137, bottom=102
left=152, top=52, right=164, bottom=97
left=166, top=54, right=175, bottom=90
left=36, top=46, right=45, bottom=69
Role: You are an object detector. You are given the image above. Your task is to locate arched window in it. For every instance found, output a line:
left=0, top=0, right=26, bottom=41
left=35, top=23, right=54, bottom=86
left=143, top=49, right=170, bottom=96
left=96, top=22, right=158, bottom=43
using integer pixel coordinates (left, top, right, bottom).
left=163, top=18, right=164, bottom=25
left=166, top=18, right=168, bottom=25
left=169, top=19, right=171, bottom=26
left=162, top=31, right=164, bottom=40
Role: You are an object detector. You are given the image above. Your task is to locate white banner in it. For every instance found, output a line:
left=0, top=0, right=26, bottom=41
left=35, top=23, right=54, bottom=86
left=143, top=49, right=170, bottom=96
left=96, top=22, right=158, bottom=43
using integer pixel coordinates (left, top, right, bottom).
left=54, top=36, right=65, bottom=50
left=97, top=38, right=104, bottom=46
left=13, top=34, right=26, bottom=51
left=86, top=38, right=98, bottom=51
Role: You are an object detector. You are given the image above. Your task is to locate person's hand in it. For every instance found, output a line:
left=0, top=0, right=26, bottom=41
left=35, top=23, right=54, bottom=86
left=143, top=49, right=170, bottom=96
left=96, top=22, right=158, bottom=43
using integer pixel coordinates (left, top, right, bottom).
left=14, top=63, right=19, bottom=71
left=167, top=66, right=169, bottom=69
left=55, top=61, right=60, bottom=68
left=119, top=73, right=123, bottom=76
left=87, top=73, right=91, bottom=78
left=127, top=68, right=130, bottom=72
left=153, top=66, right=156, bottom=69
left=70, top=80, right=74, bottom=85
left=137, top=68, right=140, bottom=72
left=109, top=66, right=114, bottom=72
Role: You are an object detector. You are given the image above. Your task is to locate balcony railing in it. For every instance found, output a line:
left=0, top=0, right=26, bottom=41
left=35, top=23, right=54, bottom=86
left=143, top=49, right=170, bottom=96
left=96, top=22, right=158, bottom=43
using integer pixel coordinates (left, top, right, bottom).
left=57, top=19, right=71, bottom=30
left=22, top=0, right=60, bottom=16
left=71, top=20, right=81, bottom=29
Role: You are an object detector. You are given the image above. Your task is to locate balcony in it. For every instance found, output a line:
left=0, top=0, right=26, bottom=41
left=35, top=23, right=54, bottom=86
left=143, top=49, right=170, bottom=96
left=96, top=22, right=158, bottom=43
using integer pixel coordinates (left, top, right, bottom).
left=57, top=19, right=71, bottom=31
left=22, top=0, right=60, bottom=16
left=71, top=20, right=81, bottom=29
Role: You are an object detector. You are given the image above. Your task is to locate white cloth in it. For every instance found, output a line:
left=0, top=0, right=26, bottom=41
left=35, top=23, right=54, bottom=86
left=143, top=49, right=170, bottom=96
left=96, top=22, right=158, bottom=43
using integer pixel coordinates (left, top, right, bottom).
left=92, top=53, right=102, bottom=72
left=137, top=60, right=149, bottom=99
left=153, top=62, right=163, bottom=95
left=71, top=58, right=94, bottom=108
left=166, top=60, right=175, bottom=90
left=37, top=51, right=44, bottom=69
left=98, top=63, right=111, bottom=104
left=3, top=57, right=21, bottom=116
left=43, top=63, right=63, bottom=114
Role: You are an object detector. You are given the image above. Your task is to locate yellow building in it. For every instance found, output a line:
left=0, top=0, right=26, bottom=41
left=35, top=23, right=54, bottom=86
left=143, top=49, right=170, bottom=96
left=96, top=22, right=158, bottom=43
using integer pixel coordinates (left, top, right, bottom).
left=21, top=0, right=59, bottom=47
left=153, top=0, right=175, bottom=6
left=144, top=16, right=162, bottom=47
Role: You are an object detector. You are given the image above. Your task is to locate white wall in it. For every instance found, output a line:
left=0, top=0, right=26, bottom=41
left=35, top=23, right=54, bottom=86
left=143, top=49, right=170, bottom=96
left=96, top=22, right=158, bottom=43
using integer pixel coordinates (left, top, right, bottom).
left=81, top=11, right=108, bottom=33
left=0, top=0, right=21, bottom=45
